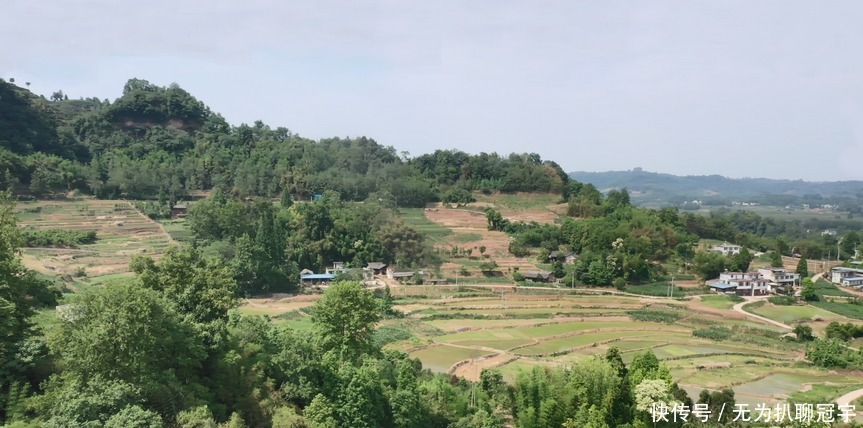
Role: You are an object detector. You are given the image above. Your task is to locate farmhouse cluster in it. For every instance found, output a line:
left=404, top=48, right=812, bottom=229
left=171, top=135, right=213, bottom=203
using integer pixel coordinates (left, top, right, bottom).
left=707, top=268, right=800, bottom=296
left=831, top=267, right=863, bottom=287
left=299, top=262, right=427, bottom=287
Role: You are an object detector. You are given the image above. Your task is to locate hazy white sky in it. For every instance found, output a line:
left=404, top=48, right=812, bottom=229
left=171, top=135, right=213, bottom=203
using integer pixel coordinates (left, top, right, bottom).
left=3, top=0, right=863, bottom=181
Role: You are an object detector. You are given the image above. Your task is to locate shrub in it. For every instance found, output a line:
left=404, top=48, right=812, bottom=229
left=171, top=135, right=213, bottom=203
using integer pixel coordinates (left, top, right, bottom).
left=20, top=228, right=97, bottom=248
left=626, top=308, right=682, bottom=324
left=371, top=326, right=414, bottom=347
left=693, top=326, right=733, bottom=341
left=768, top=295, right=797, bottom=306
left=133, top=201, right=171, bottom=219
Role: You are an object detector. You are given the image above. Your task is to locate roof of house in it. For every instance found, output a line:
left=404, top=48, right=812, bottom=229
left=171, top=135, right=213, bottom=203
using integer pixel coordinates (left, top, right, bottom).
left=391, top=272, right=415, bottom=278
left=549, top=251, right=574, bottom=258
left=301, top=274, right=336, bottom=280
left=523, top=270, right=552, bottom=279
left=834, top=267, right=863, bottom=273
left=367, top=262, right=387, bottom=270
left=388, top=266, right=415, bottom=273
left=172, top=203, right=188, bottom=209
left=708, top=282, right=737, bottom=290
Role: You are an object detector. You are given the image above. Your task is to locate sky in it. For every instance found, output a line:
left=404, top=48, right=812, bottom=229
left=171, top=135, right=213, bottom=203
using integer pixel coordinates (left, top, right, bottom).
left=3, top=1, right=863, bottom=181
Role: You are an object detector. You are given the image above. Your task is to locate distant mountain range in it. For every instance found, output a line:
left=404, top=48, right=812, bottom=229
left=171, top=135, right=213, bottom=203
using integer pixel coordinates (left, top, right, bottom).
left=568, top=169, right=863, bottom=206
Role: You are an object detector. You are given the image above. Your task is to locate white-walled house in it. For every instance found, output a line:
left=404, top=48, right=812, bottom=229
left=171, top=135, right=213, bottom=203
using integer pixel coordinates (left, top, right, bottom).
left=831, top=267, right=863, bottom=287
left=758, top=268, right=800, bottom=287
left=712, top=243, right=741, bottom=256
left=708, top=271, right=771, bottom=296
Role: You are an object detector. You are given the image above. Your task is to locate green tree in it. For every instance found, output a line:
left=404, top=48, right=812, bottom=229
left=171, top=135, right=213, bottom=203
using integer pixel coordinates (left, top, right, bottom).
left=552, top=261, right=565, bottom=279
left=770, top=250, right=784, bottom=268
left=840, top=232, right=861, bottom=259
left=271, top=407, right=307, bottom=427
left=729, top=247, right=753, bottom=272
left=131, top=246, right=238, bottom=345
left=801, top=278, right=818, bottom=302
left=794, top=324, right=814, bottom=341
left=0, top=191, right=57, bottom=424
left=311, top=281, right=381, bottom=360
left=104, top=405, right=163, bottom=428
left=304, top=394, right=338, bottom=428
left=176, top=405, right=218, bottom=428
left=281, top=187, right=293, bottom=208
left=634, top=379, right=675, bottom=420
left=693, top=251, right=726, bottom=280
left=41, top=377, right=144, bottom=428
left=47, top=283, right=205, bottom=413
left=776, top=238, right=789, bottom=256
left=223, top=412, right=247, bottom=428
left=796, top=256, right=809, bottom=278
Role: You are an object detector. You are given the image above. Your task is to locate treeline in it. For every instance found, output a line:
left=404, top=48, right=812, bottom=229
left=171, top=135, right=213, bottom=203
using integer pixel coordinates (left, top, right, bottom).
left=489, top=185, right=858, bottom=285
left=682, top=209, right=862, bottom=260
left=487, top=190, right=700, bottom=285
left=0, top=78, right=573, bottom=207
left=187, top=189, right=439, bottom=295
left=19, top=228, right=97, bottom=248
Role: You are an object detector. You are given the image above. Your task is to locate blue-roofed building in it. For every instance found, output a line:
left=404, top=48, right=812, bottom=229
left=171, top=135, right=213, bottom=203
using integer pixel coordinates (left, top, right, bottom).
left=301, top=273, right=336, bottom=285
left=841, top=276, right=863, bottom=287
left=312, top=194, right=323, bottom=201
left=707, top=282, right=738, bottom=295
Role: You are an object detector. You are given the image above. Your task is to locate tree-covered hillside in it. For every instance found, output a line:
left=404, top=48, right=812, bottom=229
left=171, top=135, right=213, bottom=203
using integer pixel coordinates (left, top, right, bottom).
left=0, top=78, right=572, bottom=205
left=570, top=169, right=863, bottom=210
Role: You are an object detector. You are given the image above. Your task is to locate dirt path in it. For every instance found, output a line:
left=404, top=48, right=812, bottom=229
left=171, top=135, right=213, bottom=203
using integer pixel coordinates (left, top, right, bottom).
left=835, top=387, right=863, bottom=406
left=453, top=353, right=513, bottom=381
left=124, top=200, right=177, bottom=246
left=732, top=297, right=792, bottom=330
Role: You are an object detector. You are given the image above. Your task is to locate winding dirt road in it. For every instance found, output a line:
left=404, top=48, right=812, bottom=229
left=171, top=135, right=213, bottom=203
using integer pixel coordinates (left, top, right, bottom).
left=731, top=297, right=792, bottom=330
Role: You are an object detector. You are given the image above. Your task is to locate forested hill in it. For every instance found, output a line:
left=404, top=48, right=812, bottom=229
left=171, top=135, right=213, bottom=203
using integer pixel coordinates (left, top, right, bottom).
left=0, top=78, right=572, bottom=205
left=570, top=169, right=863, bottom=206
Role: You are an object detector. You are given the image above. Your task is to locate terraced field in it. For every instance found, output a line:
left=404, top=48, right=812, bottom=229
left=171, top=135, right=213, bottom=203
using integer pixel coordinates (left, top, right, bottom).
left=256, top=284, right=863, bottom=407
left=15, top=199, right=174, bottom=286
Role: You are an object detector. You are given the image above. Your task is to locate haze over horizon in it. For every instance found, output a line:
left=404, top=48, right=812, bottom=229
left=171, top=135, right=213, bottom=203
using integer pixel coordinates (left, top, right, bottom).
left=4, top=1, right=863, bottom=181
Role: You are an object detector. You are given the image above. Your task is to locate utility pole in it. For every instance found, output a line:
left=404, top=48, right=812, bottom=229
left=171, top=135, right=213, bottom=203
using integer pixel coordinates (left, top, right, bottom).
left=670, top=275, right=674, bottom=299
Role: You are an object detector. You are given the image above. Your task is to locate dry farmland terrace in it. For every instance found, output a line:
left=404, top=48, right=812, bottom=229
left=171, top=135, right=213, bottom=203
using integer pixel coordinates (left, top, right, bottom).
left=261, top=286, right=863, bottom=407
left=401, top=195, right=565, bottom=281
left=14, top=199, right=175, bottom=288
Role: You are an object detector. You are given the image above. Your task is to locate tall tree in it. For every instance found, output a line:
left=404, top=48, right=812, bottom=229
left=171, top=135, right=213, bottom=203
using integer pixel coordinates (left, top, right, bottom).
left=0, top=192, right=56, bottom=425
left=796, top=256, right=809, bottom=278
left=311, top=281, right=381, bottom=360
left=130, top=246, right=238, bottom=347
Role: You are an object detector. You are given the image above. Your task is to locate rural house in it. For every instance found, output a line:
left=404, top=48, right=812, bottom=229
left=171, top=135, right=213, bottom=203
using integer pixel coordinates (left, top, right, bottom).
left=300, top=272, right=336, bottom=286
left=366, top=262, right=388, bottom=275
left=708, top=271, right=771, bottom=296
left=831, top=267, right=863, bottom=287
left=548, top=251, right=578, bottom=264
left=324, top=262, right=346, bottom=275
left=171, top=203, right=189, bottom=219
left=757, top=267, right=800, bottom=288
left=386, top=266, right=419, bottom=281
left=522, top=270, right=553, bottom=283
left=711, top=242, right=741, bottom=256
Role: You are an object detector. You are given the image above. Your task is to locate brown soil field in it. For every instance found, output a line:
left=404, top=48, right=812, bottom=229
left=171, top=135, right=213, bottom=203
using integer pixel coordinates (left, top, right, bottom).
left=15, top=200, right=174, bottom=280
